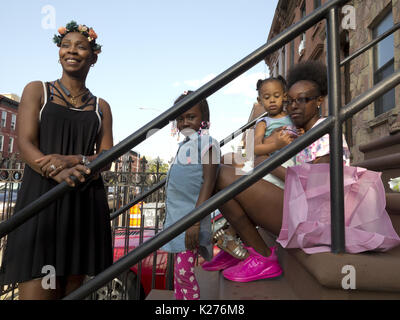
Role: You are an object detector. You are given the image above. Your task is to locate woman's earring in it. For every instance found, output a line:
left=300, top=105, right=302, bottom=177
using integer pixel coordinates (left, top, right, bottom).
left=198, top=121, right=210, bottom=136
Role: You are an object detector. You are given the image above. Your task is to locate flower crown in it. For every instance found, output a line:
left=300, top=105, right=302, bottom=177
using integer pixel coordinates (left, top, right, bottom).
left=53, top=21, right=102, bottom=54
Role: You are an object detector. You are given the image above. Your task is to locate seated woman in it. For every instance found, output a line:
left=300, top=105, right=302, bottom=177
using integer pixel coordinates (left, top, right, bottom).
left=213, top=60, right=400, bottom=283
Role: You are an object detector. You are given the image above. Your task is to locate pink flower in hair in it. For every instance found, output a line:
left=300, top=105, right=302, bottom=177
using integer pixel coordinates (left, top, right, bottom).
left=88, top=28, right=98, bottom=40
left=58, top=27, right=67, bottom=35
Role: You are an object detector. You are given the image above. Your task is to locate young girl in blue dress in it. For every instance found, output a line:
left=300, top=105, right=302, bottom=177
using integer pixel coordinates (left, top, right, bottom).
left=203, top=76, right=301, bottom=272
left=248, top=76, right=301, bottom=187
left=162, top=91, right=220, bottom=300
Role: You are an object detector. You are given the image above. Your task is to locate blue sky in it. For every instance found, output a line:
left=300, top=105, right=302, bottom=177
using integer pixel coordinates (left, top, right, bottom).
left=0, top=0, right=278, bottom=162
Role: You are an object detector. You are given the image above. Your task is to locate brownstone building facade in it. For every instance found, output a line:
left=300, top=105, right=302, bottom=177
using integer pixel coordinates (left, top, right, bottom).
left=348, top=0, right=400, bottom=163
left=265, top=0, right=400, bottom=164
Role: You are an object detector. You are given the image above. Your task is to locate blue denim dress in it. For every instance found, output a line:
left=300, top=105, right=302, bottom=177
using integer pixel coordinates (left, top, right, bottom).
left=161, top=132, right=220, bottom=261
left=256, top=115, right=293, bottom=137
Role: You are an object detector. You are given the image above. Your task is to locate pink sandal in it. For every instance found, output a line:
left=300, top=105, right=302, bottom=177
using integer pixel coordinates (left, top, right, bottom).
left=202, top=250, right=241, bottom=271
left=214, top=229, right=248, bottom=260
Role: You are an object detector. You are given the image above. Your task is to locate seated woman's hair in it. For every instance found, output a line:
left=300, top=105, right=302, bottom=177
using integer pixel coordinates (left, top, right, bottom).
left=286, top=61, right=328, bottom=96
left=53, top=20, right=102, bottom=54
left=256, top=75, right=287, bottom=92
left=174, top=90, right=210, bottom=122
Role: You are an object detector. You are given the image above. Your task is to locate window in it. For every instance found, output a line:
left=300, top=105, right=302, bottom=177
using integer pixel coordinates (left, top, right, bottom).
left=0, top=136, right=4, bottom=152
left=11, top=114, right=16, bottom=130
left=373, top=10, right=395, bottom=116
left=8, top=137, right=14, bottom=154
left=300, top=2, right=307, bottom=51
left=281, top=47, right=286, bottom=77
left=1, top=111, right=6, bottom=128
left=314, top=0, right=322, bottom=9
left=274, top=61, right=279, bottom=77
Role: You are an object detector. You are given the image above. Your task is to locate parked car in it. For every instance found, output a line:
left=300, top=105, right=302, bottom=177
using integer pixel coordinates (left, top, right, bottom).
left=94, top=227, right=170, bottom=300
left=0, top=189, right=18, bottom=221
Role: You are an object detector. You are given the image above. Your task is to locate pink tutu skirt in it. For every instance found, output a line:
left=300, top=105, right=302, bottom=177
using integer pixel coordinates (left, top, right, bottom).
left=277, top=164, right=400, bottom=254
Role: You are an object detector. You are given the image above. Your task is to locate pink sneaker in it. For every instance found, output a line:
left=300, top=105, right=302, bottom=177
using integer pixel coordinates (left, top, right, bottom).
left=222, top=246, right=283, bottom=282
left=202, top=250, right=241, bottom=271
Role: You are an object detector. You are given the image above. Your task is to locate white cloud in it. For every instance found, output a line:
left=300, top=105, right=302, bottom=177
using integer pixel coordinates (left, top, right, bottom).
left=222, top=71, right=266, bottom=99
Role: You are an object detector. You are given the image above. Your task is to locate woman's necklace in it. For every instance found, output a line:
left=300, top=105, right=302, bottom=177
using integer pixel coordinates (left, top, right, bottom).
left=57, top=79, right=89, bottom=106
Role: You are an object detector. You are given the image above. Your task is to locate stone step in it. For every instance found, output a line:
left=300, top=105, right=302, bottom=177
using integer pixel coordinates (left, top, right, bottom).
left=202, top=268, right=298, bottom=300
left=147, top=264, right=298, bottom=300
left=146, top=289, right=175, bottom=300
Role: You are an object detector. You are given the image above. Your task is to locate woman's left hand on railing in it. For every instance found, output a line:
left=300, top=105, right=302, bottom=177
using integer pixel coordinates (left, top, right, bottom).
left=50, top=164, right=91, bottom=187
left=185, top=223, right=200, bottom=251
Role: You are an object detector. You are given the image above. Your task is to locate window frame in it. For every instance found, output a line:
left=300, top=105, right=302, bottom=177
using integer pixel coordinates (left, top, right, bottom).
left=0, top=136, right=4, bottom=152
left=373, top=9, right=395, bottom=116
left=10, top=114, right=16, bottom=130
left=8, top=137, right=14, bottom=154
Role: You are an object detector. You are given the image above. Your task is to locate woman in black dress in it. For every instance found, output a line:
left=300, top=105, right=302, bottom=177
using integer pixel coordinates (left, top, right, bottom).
left=0, top=21, right=113, bottom=299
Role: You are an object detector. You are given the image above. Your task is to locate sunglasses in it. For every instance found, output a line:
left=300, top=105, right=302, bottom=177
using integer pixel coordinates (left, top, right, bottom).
left=286, top=96, right=320, bottom=106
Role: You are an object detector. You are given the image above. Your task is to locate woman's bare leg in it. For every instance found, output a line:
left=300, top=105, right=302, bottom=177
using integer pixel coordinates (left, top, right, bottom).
left=216, top=165, right=284, bottom=257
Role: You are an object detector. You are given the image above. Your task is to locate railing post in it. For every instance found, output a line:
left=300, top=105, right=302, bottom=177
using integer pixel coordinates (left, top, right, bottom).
left=326, top=6, right=345, bottom=253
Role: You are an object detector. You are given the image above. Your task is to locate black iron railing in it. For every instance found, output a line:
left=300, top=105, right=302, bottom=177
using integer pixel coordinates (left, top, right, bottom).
left=0, top=0, right=350, bottom=240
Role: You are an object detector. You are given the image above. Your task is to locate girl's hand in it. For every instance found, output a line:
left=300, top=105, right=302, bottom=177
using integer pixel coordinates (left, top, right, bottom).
left=51, top=164, right=91, bottom=187
left=35, top=154, right=80, bottom=178
left=185, top=223, right=200, bottom=251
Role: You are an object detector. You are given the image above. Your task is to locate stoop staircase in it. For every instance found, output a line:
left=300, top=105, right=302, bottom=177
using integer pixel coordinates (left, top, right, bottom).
left=354, top=131, right=400, bottom=193
left=32, top=0, right=400, bottom=301
left=147, top=129, right=400, bottom=300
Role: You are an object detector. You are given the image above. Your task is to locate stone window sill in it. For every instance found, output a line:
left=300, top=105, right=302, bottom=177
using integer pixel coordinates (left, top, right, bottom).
left=366, top=108, right=397, bottom=133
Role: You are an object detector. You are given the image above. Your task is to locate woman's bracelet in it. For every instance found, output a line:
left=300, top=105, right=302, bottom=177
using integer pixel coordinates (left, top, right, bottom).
left=79, top=155, right=91, bottom=166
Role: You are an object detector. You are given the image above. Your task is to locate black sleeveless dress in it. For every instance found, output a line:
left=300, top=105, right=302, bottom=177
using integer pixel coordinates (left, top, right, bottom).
left=0, top=82, right=112, bottom=285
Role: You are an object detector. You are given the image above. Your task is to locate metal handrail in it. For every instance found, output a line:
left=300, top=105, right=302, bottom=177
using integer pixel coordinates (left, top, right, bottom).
left=108, top=14, right=400, bottom=226
left=0, top=0, right=348, bottom=240
left=2, top=0, right=398, bottom=300
left=340, top=22, right=400, bottom=67
left=64, top=69, right=400, bottom=300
